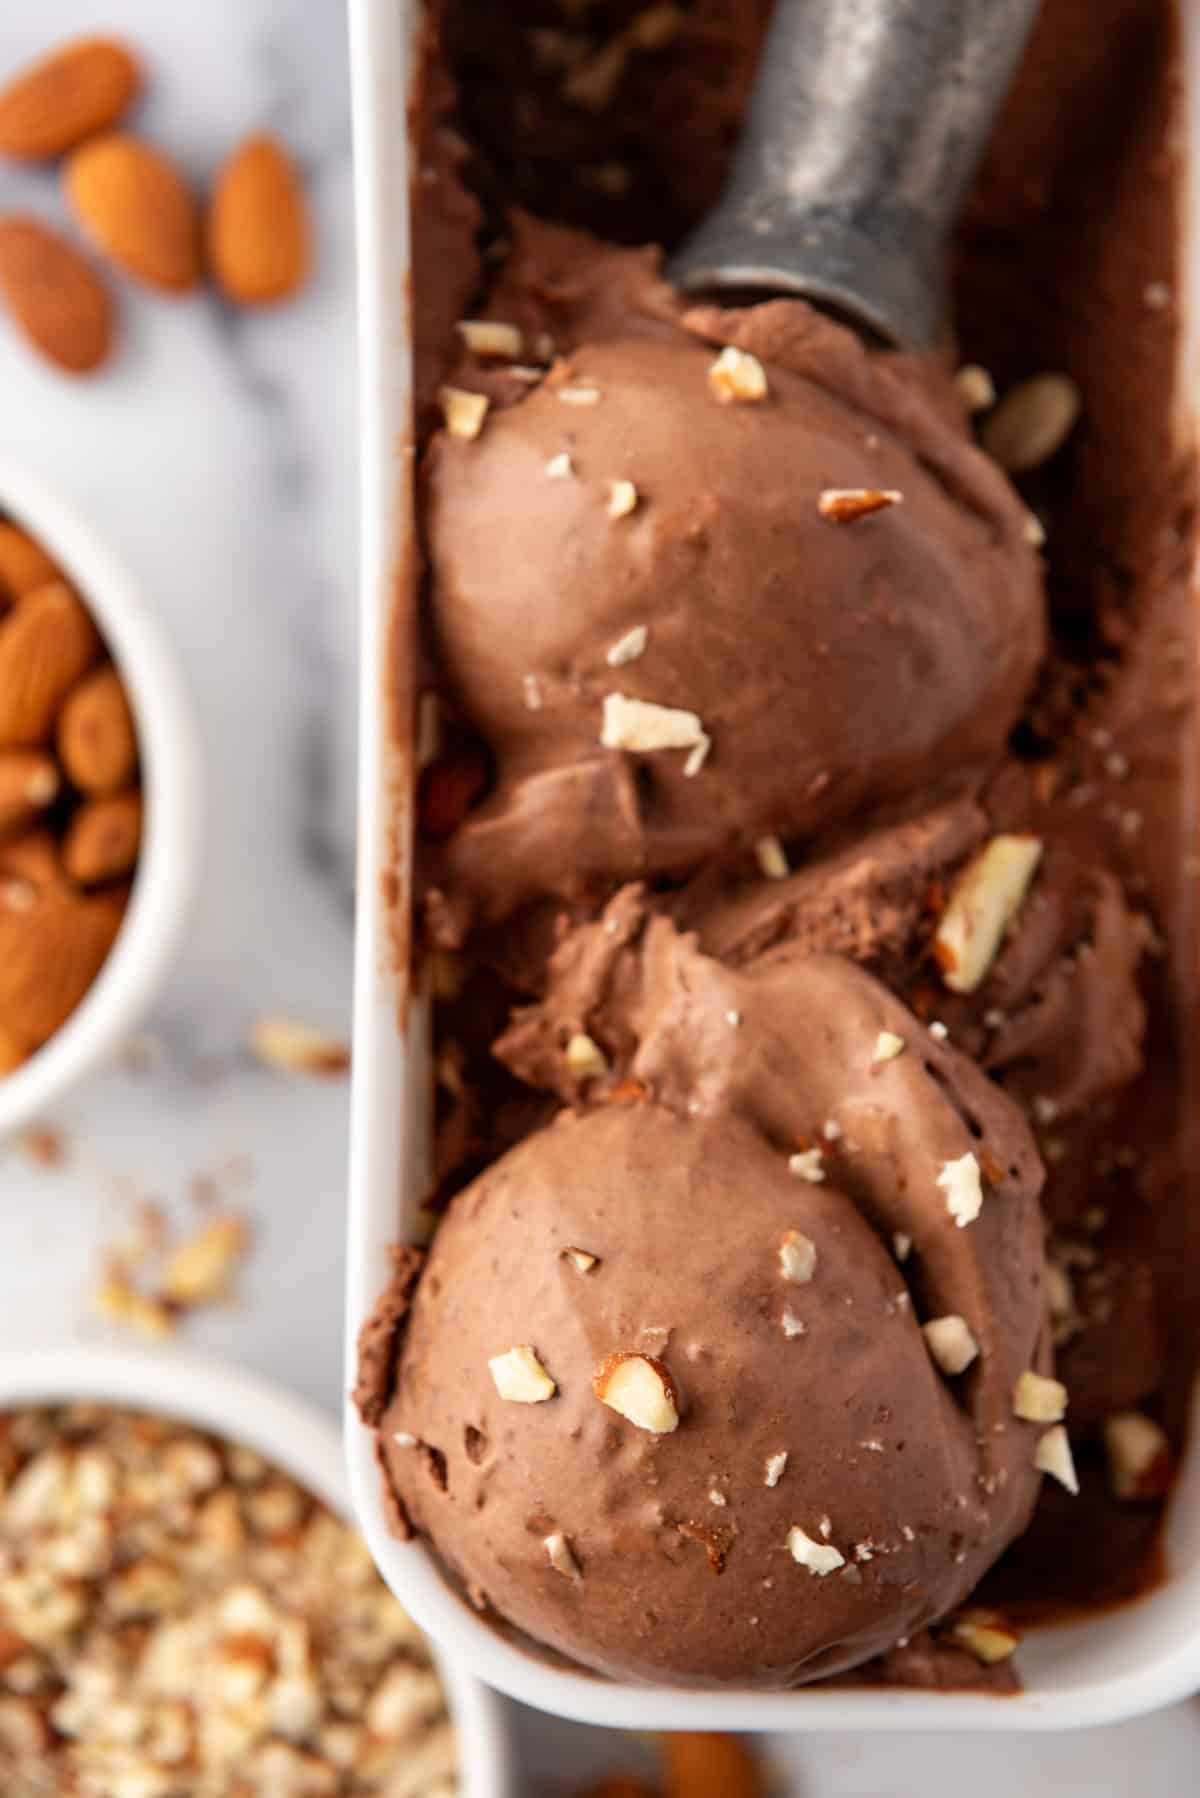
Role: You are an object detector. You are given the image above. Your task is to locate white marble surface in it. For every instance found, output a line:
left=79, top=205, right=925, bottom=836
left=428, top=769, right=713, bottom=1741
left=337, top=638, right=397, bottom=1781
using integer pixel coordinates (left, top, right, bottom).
left=0, top=3, right=1195, bottom=1792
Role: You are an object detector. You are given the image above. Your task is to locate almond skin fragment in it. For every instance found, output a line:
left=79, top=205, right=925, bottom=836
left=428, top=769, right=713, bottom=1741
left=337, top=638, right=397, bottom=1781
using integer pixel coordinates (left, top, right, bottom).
left=207, top=134, right=311, bottom=307
left=61, top=791, right=141, bottom=884
left=0, top=216, right=114, bottom=374
left=64, top=133, right=200, bottom=293
left=0, top=583, right=100, bottom=748
left=0, top=37, right=141, bottom=162
left=0, top=751, right=59, bottom=835
left=0, top=523, right=60, bottom=603
left=57, top=663, right=138, bottom=794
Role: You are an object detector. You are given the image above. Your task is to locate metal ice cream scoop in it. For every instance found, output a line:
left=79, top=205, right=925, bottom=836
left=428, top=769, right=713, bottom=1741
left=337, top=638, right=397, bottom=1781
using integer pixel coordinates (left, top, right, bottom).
left=669, top=0, right=1040, bottom=348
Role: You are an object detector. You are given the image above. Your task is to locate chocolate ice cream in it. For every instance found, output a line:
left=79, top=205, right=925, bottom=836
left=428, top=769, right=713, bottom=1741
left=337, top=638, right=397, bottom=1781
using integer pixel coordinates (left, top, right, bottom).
left=424, top=215, right=1044, bottom=925
left=357, top=0, right=1198, bottom=1693
left=377, top=906, right=1049, bottom=1686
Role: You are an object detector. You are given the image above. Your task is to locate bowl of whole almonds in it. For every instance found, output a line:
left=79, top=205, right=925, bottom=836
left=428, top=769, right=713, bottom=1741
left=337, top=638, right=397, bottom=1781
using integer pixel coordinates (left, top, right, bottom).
left=0, top=461, right=200, bottom=1135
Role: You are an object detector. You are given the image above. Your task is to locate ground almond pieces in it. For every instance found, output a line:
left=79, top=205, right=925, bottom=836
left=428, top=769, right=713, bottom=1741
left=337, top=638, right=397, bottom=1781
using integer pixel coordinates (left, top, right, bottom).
left=600, top=692, right=711, bottom=776
left=0, top=1405, right=456, bottom=1795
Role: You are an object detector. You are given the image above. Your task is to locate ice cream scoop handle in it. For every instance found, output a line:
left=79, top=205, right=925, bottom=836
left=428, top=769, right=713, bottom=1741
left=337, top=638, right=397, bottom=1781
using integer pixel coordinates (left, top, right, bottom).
left=669, top=0, right=1040, bottom=347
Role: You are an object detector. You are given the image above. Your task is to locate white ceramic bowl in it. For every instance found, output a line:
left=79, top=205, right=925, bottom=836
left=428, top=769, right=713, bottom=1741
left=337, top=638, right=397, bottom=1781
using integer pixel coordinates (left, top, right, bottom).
left=344, top=0, right=1200, bottom=1732
left=0, top=463, right=202, bottom=1138
left=0, top=1341, right=512, bottom=1798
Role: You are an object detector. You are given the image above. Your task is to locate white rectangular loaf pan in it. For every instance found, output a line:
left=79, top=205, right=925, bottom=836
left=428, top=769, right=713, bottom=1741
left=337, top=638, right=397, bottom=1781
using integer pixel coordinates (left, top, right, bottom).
left=344, top=0, right=1200, bottom=1730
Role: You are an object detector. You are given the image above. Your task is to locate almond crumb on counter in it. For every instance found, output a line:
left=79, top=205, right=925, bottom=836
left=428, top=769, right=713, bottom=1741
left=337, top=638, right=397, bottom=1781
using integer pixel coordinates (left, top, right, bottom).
left=545, top=451, right=574, bottom=478
left=248, top=1014, right=350, bottom=1076
left=562, top=1246, right=599, bottom=1273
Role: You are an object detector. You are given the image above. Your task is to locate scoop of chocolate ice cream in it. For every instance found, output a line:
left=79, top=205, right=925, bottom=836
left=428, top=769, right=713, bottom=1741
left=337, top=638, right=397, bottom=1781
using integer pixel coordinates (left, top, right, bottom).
left=423, top=221, right=1045, bottom=926
left=377, top=912, right=1050, bottom=1686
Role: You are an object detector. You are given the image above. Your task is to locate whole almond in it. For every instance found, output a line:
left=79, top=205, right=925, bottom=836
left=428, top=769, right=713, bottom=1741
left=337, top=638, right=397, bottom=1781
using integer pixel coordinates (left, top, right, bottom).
left=0, top=36, right=141, bottom=162
left=0, top=1021, right=25, bottom=1072
left=0, top=582, right=100, bottom=748
left=0, top=523, right=60, bottom=603
left=207, top=133, right=310, bottom=306
left=62, top=791, right=141, bottom=884
left=0, top=751, right=59, bottom=835
left=660, top=1734, right=763, bottom=1798
left=64, top=133, right=200, bottom=293
left=0, top=882, right=122, bottom=1047
left=58, top=663, right=137, bottom=793
left=0, top=827, right=65, bottom=893
left=0, top=215, right=113, bottom=374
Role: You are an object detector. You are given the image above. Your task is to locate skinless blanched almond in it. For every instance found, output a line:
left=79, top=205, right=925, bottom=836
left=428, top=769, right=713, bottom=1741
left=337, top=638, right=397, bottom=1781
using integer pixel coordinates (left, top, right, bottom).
left=65, top=133, right=201, bottom=293
left=57, top=664, right=138, bottom=793
left=0, top=216, right=114, bottom=375
left=933, top=835, right=1043, bottom=993
left=980, top=372, right=1081, bottom=472
left=456, top=319, right=522, bottom=359
left=922, top=1315, right=979, bottom=1376
left=1103, top=1410, right=1173, bottom=1500
left=0, top=583, right=100, bottom=748
left=438, top=386, right=489, bottom=439
left=207, top=134, right=311, bottom=307
left=951, top=1612, right=1019, bottom=1663
left=61, top=791, right=141, bottom=884
left=708, top=345, right=767, bottom=403
left=489, top=1344, right=557, bottom=1404
left=594, top=1352, right=679, bottom=1433
left=0, top=37, right=142, bottom=161
left=1012, top=1370, right=1068, bottom=1423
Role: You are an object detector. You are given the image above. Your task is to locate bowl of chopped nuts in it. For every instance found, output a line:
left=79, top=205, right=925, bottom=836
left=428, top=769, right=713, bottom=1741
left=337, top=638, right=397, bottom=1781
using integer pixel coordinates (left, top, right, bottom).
left=0, top=1341, right=512, bottom=1795
left=0, top=461, right=201, bottom=1137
